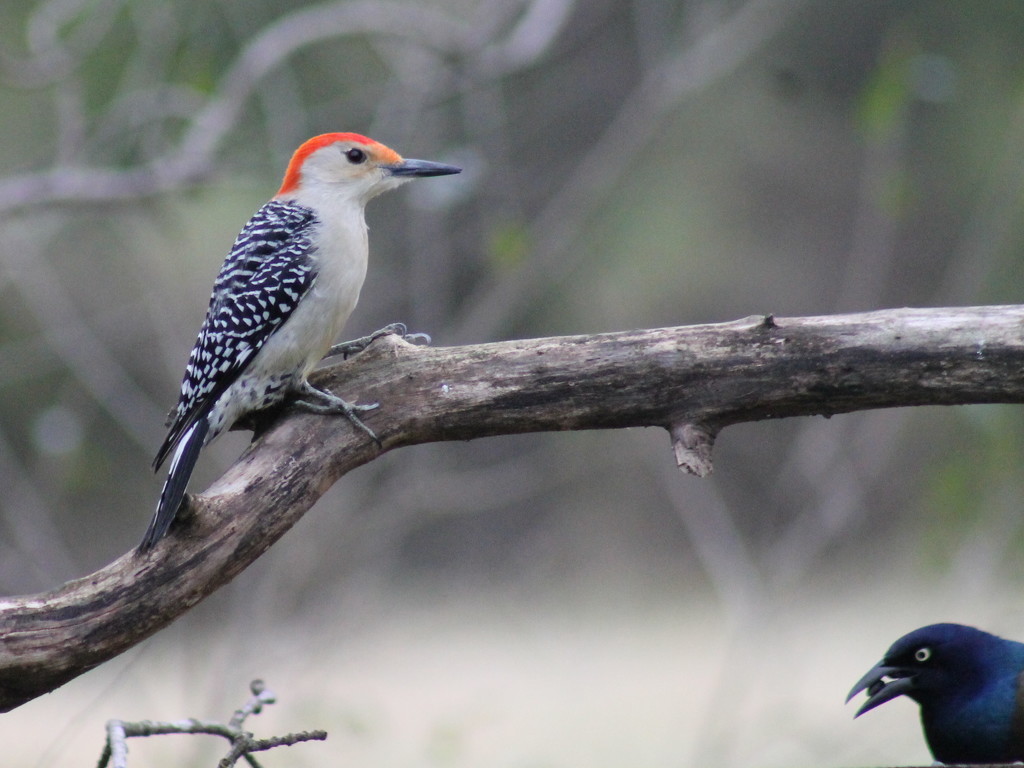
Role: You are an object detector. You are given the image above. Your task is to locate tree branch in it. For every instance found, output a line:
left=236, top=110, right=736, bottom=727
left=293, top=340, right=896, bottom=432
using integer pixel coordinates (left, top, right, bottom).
left=2, top=305, right=1023, bottom=712
left=97, top=679, right=327, bottom=768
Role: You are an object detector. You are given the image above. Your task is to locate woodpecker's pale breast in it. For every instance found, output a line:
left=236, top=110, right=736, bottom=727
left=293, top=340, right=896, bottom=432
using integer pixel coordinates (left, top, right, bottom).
left=201, top=193, right=370, bottom=439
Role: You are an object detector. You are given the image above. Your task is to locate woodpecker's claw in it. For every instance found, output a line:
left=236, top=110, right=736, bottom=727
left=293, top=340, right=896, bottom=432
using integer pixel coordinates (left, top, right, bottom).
left=326, top=322, right=431, bottom=359
left=294, top=381, right=381, bottom=445
left=404, top=332, right=431, bottom=346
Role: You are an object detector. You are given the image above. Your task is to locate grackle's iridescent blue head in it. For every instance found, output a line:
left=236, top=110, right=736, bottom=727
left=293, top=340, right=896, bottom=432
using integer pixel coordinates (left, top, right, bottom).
left=847, top=623, right=1024, bottom=764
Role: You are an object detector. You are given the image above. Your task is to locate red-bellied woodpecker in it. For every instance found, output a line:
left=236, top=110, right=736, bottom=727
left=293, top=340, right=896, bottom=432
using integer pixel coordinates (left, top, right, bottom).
left=140, top=133, right=460, bottom=551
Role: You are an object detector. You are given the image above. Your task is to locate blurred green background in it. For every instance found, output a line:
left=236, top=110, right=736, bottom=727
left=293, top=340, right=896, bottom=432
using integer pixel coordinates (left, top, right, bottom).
left=2, top=0, right=1024, bottom=765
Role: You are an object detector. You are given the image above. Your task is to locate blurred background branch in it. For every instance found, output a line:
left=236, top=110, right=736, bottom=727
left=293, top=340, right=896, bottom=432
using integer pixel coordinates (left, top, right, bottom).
left=1, top=1, right=1023, bottom=766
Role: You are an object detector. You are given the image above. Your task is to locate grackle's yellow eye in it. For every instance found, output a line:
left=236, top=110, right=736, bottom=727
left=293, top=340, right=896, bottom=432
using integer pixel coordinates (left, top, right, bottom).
left=915, top=647, right=932, bottom=662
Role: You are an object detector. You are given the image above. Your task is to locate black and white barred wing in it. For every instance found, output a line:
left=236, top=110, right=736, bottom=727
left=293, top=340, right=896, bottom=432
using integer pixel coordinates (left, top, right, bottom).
left=153, top=200, right=318, bottom=470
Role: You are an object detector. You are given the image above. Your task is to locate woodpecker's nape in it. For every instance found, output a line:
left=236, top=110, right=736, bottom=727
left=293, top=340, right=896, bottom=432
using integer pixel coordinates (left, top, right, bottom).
left=140, top=132, right=460, bottom=552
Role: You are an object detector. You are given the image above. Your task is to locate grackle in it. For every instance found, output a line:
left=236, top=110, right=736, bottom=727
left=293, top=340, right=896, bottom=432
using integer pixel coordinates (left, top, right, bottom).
left=847, top=623, right=1024, bottom=764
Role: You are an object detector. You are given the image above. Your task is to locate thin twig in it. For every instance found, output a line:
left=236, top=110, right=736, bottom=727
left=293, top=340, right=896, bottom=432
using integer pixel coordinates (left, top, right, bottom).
left=97, top=680, right=326, bottom=768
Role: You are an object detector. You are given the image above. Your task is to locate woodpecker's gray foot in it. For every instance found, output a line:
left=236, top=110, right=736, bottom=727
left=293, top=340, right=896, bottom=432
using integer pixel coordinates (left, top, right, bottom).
left=326, top=322, right=431, bottom=360
left=294, top=381, right=380, bottom=444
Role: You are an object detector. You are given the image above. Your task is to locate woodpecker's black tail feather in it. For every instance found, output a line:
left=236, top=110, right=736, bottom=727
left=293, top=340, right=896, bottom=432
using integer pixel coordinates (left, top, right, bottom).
left=139, top=418, right=210, bottom=551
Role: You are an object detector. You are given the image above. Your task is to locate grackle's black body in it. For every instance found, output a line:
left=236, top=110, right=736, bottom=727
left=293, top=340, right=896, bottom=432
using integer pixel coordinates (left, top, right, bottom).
left=848, top=623, right=1024, bottom=764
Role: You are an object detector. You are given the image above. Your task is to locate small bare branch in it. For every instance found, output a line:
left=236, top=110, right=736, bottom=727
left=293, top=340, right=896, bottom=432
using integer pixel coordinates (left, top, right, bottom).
left=96, top=680, right=325, bottom=768
left=671, top=422, right=717, bottom=477
left=228, top=679, right=277, bottom=730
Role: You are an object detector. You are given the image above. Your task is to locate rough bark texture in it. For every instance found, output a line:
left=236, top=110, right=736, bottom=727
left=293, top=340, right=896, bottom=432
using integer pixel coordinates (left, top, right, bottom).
left=2, top=306, right=1024, bottom=712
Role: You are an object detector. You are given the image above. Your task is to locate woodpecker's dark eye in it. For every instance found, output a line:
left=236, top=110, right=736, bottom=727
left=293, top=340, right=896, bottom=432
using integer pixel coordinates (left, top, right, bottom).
left=345, top=148, right=367, bottom=164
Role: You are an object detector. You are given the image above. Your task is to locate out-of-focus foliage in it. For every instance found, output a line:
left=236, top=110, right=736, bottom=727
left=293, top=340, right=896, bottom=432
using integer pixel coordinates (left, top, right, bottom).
left=2, top=1, right=1024, bottom=765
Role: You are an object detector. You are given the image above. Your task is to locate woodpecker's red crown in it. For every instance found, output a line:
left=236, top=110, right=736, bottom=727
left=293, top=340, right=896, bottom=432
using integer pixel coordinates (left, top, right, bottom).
left=277, top=132, right=403, bottom=196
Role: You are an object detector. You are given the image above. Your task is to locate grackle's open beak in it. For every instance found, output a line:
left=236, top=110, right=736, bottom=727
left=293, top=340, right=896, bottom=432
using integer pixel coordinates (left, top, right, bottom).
left=846, top=662, right=917, bottom=717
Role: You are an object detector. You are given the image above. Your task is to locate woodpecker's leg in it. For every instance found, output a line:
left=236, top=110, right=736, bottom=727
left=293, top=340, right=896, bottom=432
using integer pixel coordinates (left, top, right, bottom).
left=325, top=322, right=431, bottom=360
left=294, top=380, right=381, bottom=443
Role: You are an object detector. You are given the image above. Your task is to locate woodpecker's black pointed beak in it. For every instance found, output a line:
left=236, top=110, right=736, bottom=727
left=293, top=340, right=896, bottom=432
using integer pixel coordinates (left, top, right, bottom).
left=386, top=158, right=462, bottom=177
left=846, top=662, right=917, bottom=717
